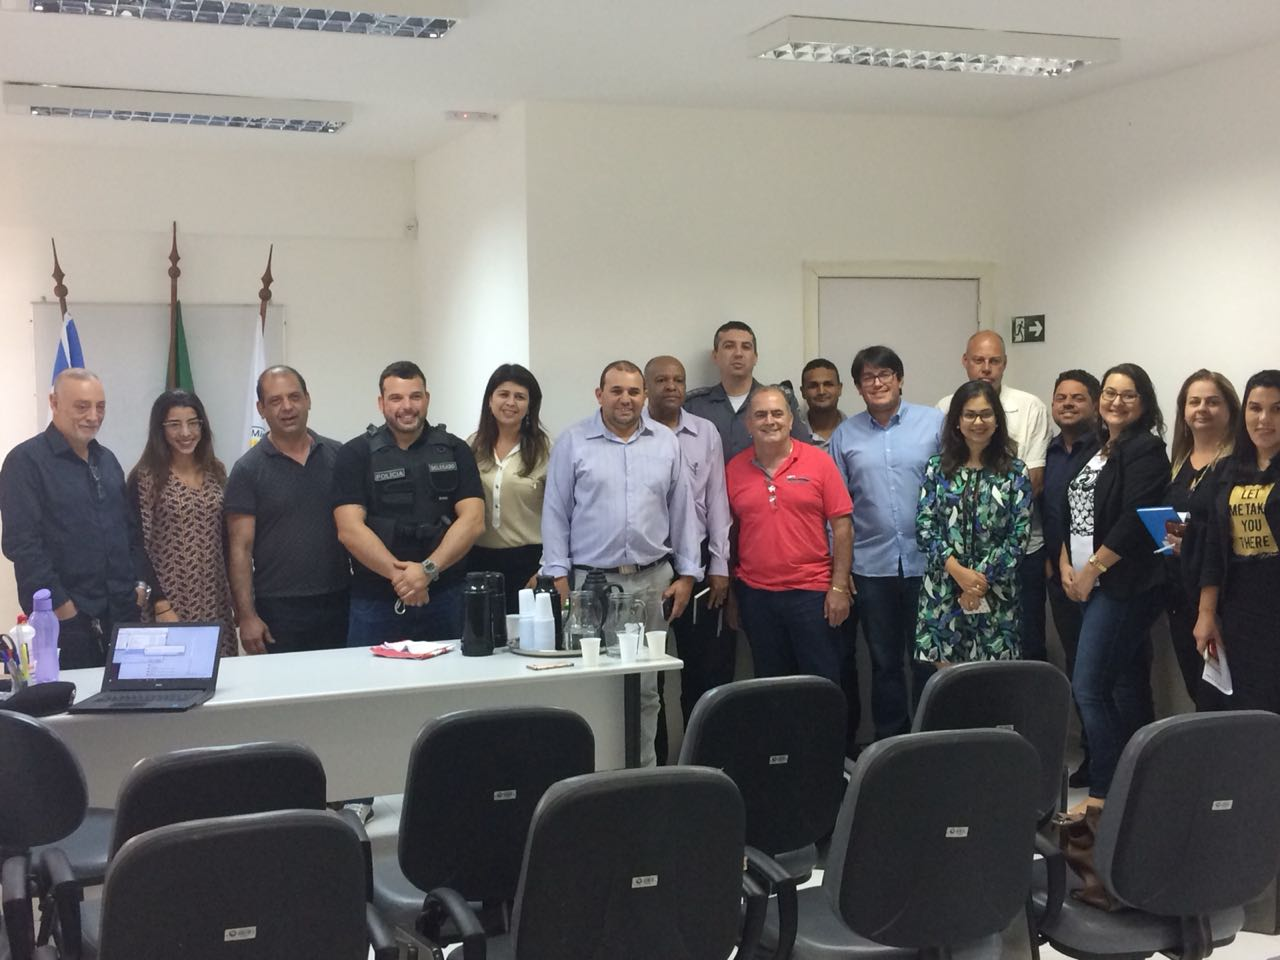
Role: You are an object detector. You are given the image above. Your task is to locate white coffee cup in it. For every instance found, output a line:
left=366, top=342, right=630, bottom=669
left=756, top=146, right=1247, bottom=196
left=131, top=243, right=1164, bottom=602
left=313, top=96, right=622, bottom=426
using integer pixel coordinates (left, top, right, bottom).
left=644, top=630, right=666, bottom=659
left=617, top=631, right=640, bottom=662
left=505, top=613, right=521, bottom=641
left=579, top=637, right=601, bottom=668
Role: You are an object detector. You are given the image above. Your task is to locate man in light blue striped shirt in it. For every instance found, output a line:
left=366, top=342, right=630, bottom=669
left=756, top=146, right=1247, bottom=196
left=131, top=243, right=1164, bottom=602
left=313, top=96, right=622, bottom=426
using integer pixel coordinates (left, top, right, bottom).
left=541, top=360, right=702, bottom=766
left=828, top=345, right=943, bottom=740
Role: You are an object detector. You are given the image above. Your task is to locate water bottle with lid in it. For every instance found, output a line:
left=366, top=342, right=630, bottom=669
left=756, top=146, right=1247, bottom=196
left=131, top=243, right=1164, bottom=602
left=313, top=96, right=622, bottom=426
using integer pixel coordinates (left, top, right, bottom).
left=29, top=589, right=61, bottom=683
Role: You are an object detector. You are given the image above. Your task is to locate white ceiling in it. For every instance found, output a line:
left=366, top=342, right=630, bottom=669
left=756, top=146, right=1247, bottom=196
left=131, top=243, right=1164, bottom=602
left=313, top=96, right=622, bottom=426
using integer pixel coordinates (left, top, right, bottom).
left=3, top=0, right=1280, bottom=158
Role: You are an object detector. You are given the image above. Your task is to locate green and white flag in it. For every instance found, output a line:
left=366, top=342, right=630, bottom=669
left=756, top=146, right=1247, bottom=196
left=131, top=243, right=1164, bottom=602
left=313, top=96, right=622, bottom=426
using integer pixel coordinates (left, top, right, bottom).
left=243, top=317, right=267, bottom=453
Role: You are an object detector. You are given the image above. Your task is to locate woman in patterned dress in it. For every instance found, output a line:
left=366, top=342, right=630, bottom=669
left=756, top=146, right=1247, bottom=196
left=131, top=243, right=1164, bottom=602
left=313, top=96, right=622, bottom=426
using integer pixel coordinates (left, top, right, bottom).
left=128, top=390, right=237, bottom=656
left=915, top=379, right=1032, bottom=666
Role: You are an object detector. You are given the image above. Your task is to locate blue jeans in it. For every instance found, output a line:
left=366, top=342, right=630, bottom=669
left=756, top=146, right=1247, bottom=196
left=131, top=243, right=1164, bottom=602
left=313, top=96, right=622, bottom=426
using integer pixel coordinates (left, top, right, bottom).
left=853, top=573, right=921, bottom=739
left=734, top=583, right=843, bottom=686
left=1073, top=586, right=1159, bottom=798
left=346, top=579, right=465, bottom=647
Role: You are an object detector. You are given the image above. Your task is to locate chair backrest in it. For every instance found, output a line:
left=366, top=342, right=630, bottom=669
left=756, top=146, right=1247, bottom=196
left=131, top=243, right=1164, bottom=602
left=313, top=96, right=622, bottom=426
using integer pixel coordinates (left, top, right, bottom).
left=510, top=766, right=745, bottom=960
left=0, top=709, right=87, bottom=853
left=912, top=660, right=1070, bottom=822
left=398, top=706, right=595, bottom=902
left=826, top=729, right=1039, bottom=949
left=677, top=676, right=846, bottom=855
left=98, top=809, right=368, bottom=960
left=1097, top=711, right=1280, bottom=916
left=109, top=741, right=327, bottom=855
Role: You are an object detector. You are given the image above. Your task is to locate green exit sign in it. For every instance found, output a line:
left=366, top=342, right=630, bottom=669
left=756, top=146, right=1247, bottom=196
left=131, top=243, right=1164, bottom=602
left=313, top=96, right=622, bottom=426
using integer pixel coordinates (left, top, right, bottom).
left=1012, top=315, right=1045, bottom=343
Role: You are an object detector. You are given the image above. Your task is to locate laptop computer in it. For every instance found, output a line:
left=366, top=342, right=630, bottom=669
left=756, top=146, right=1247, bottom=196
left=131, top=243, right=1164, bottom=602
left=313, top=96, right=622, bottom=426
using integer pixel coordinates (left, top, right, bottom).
left=69, top=622, right=223, bottom=713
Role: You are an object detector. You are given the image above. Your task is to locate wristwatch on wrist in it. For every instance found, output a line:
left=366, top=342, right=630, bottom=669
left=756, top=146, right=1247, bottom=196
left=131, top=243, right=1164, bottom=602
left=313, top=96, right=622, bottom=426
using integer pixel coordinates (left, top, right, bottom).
left=136, top=580, right=151, bottom=603
left=1087, top=554, right=1109, bottom=574
left=421, top=558, right=440, bottom=583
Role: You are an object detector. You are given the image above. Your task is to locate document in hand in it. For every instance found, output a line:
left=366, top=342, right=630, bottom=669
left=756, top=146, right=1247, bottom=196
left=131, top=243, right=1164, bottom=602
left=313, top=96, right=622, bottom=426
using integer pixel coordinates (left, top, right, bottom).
left=1137, top=506, right=1183, bottom=554
left=1202, top=643, right=1233, bottom=696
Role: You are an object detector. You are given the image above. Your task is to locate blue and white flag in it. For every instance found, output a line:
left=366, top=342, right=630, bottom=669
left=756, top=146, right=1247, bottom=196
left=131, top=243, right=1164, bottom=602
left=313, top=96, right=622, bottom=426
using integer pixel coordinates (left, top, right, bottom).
left=242, top=316, right=267, bottom=453
left=51, top=314, right=85, bottom=383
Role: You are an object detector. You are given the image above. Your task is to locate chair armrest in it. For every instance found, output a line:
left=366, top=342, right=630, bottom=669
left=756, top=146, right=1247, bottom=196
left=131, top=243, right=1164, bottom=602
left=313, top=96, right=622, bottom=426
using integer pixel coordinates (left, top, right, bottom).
left=423, top=887, right=486, bottom=960
left=745, top=846, right=798, bottom=960
left=36, top=847, right=82, bottom=960
left=3, top=854, right=35, bottom=960
left=366, top=902, right=399, bottom=960
left=335, top=808, right=374, bottom=903
left=1035, top=830, right=1066, bottom=935
left=740, top=871, right=768, bottom=960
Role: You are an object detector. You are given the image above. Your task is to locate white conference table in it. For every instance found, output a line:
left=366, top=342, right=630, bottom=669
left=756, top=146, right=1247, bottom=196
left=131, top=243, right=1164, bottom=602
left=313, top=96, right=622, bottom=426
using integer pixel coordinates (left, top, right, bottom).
left=44, top=645, right=683, bottom=806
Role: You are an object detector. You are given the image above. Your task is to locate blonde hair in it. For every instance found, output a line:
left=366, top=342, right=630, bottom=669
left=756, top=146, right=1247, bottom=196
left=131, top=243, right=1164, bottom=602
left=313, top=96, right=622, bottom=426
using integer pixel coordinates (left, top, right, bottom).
left=1169, top=369, right=1239, bottom=478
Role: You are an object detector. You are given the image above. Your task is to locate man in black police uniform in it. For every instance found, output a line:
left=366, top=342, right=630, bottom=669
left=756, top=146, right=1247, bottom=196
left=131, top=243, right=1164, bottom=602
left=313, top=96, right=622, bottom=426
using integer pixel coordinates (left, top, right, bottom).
left=1, top=368, right=151, bottom=668
left=683, top=320, right=810, bottom=460
left=333, top=360, right=485, bottom=645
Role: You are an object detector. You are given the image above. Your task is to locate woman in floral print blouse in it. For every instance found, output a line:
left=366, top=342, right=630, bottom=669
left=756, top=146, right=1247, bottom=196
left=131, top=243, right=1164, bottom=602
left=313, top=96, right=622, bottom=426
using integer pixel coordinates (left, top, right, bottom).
left=915, top=379, right=1033, bottom=666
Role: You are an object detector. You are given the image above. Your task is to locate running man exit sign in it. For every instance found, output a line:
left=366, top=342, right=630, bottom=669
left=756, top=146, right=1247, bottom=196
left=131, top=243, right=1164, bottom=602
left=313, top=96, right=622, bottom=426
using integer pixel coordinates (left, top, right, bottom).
left=1012, top=315, right=1045, bottom=343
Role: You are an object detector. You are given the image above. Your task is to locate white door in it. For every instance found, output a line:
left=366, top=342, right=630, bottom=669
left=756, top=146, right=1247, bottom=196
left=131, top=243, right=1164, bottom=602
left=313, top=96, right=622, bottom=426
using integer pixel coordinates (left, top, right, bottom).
left=817, top=277, right=980, bottom=408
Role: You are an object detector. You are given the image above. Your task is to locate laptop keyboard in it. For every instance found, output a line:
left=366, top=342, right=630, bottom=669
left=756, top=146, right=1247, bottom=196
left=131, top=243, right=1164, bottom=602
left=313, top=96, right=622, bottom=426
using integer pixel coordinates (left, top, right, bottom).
left=91, top=692, right=195, bottom=705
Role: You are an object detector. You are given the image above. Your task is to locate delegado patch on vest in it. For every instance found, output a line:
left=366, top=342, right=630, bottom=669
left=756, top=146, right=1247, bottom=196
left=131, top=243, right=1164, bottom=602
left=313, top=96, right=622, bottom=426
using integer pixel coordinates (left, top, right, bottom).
left=428, top=462, right=458, bottom=473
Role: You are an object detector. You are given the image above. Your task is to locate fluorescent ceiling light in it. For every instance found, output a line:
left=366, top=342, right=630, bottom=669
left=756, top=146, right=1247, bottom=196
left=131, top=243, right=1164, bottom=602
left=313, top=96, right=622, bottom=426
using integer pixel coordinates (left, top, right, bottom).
left=750, top=17, right=1120, bottom=78
left=4, top=82, right=352, bottom=133
left=24, top=0, right=463, bottom=38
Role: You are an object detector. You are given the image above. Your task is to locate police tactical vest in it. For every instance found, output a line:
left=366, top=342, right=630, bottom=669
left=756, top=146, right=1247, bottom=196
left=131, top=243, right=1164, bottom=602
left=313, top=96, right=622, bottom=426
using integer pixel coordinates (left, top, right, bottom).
left=364, top=422, right=460, bottom=556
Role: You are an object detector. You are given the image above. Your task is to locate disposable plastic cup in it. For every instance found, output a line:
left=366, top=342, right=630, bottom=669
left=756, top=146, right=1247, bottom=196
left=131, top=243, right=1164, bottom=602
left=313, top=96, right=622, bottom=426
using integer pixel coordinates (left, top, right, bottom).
left=579, top=637, right=601, bottom=668
left=644, top=630, right=666, bottom=659
left=618, top=631, right=640, bottom=662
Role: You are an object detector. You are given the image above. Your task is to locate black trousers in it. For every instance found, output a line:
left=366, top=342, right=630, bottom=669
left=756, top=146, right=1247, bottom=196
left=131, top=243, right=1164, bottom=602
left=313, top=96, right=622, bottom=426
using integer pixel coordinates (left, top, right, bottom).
left=466, top=543, right=543, bottom=614
left=256, top=590, right=350, bottom=655
left=59, top=605, right=138, bottom=670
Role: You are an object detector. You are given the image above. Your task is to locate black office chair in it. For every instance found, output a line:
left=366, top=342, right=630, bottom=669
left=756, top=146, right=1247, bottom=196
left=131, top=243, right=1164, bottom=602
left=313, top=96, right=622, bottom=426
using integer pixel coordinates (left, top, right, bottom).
left=678, top=676, right=847, bottom=960
left=421, top=766, right=766, bottom=960
left=770, top=728, right=1041, bottom=960
left=0, top=710, right=88, bottom=960
left=1034, top=711, right=1280, bottom=960
left=32, top=809, right=396, bottom=960
left=37, top=741, right=364, bottom=957
left=372, top=707, right=595, bottom=946
left=912, top=660, right=1071, bottom=826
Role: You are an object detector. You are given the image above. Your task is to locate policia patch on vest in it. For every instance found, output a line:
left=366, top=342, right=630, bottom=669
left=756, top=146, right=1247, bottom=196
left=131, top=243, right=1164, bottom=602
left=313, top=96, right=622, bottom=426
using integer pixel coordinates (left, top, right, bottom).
left=374, top=468, right=407, bottom=482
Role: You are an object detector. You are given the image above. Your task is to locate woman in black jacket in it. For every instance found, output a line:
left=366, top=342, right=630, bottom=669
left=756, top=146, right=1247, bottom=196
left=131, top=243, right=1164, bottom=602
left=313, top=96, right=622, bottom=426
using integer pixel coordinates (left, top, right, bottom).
left=1059, top=363, right=1169, bottom=808
left=1195, top=369, right=1280, bottom=712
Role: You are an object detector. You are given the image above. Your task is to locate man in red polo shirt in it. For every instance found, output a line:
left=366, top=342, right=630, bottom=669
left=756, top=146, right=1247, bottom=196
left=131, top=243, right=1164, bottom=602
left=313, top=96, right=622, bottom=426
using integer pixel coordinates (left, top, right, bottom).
left=727, top=385, right=853, bottom=684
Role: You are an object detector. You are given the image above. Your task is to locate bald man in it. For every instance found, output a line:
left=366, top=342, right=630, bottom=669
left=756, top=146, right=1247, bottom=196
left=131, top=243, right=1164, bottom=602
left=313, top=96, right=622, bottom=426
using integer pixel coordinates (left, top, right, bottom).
left=1, top=369, right=151, bottom=668
left=938, top=331, right=1051, bottom=661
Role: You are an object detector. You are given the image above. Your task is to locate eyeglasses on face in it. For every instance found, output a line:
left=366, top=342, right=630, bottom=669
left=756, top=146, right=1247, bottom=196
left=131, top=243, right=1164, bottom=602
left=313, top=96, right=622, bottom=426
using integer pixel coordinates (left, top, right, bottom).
left=162, top=418, right=203, bottom=432
left=859, top=371, right=896, bottom=387
left=961, top=410, right=995, bottom=423
left=1100, top=388, right=1140, bottom=405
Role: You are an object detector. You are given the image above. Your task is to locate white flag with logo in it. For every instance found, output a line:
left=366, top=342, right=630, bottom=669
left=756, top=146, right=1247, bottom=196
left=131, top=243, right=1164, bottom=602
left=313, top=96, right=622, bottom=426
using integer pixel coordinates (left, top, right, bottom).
left=243, top=317, right=267, bottom=453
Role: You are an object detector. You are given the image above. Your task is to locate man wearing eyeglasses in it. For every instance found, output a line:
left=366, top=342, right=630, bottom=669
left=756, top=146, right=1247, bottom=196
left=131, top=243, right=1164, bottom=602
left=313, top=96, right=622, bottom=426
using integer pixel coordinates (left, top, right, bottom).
left=937, top=331, right=1052, bottom=662
left=829, top=346, right=944, bottom=740
left=726, top=385, right=852, bottom=688
left=1, top=369, right=151, bottom=668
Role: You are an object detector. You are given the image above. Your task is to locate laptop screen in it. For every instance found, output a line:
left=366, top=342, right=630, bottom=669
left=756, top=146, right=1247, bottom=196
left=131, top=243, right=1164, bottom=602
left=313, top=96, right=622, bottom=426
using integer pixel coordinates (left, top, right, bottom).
left=105, top=624, right=221, bottom=687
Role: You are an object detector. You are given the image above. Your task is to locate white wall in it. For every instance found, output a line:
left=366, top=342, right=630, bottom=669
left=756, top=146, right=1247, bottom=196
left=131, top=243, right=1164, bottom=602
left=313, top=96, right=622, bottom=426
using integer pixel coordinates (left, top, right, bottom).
left=523, top=101, right=1015, bottom=433
left=0, top=143, right=417, bottom=611
left=414, top=104, right=530, bottom=438
left=1005, top=36, right=1280, bottom=418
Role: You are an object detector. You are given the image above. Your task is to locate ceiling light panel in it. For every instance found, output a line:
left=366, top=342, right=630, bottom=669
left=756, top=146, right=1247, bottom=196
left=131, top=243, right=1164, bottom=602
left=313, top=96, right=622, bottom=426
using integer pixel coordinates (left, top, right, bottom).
left=4, top=82, right=352, bottom=133
left=751, top=17, right=1120, bottom=78
left=27, top=0, right=463, bottom=38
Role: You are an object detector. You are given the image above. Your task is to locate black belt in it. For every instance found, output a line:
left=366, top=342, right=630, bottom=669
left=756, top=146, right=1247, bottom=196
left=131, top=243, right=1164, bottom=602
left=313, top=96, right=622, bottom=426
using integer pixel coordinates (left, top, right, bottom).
left=573, top=555, right=671, bottom=576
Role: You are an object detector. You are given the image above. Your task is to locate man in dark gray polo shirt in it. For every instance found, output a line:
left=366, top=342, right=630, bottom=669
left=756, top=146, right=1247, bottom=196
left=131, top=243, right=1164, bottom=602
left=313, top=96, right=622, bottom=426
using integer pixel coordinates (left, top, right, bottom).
left=225, top=365, right=350, bottom=655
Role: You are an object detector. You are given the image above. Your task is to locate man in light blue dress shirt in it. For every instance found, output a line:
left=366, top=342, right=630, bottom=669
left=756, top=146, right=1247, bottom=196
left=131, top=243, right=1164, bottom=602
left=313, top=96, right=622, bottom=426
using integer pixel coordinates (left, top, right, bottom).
left=828, top=345, right=944, bottom=740
left=541, top=360, right=702, bottom=766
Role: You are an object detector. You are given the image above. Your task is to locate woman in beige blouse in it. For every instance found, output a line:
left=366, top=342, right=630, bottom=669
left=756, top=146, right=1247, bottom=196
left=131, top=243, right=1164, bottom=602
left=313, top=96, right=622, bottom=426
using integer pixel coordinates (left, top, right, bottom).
left=467, top=364, right=552, bottom=612
left=128, top=389, right=237, bottom=655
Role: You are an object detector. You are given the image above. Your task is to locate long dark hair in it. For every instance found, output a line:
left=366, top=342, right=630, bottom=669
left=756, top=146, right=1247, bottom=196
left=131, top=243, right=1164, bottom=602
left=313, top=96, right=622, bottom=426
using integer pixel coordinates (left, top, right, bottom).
left=1231, top=369, right=1280, bottom=479
left=1099, top=363, right=1165, bottom=450
left=1169, top=369, right=1238, bottom=475
left=940, top=379, right=1016, bottom=475
left=471, top=364, right=550, bottom=477
left=129, top=390, right=226, bottom=509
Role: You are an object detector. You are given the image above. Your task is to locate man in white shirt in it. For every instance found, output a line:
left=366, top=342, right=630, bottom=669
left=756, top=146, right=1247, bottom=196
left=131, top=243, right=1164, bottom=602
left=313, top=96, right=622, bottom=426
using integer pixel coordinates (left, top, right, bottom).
left=938, top=331, right=1051, bottom=660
